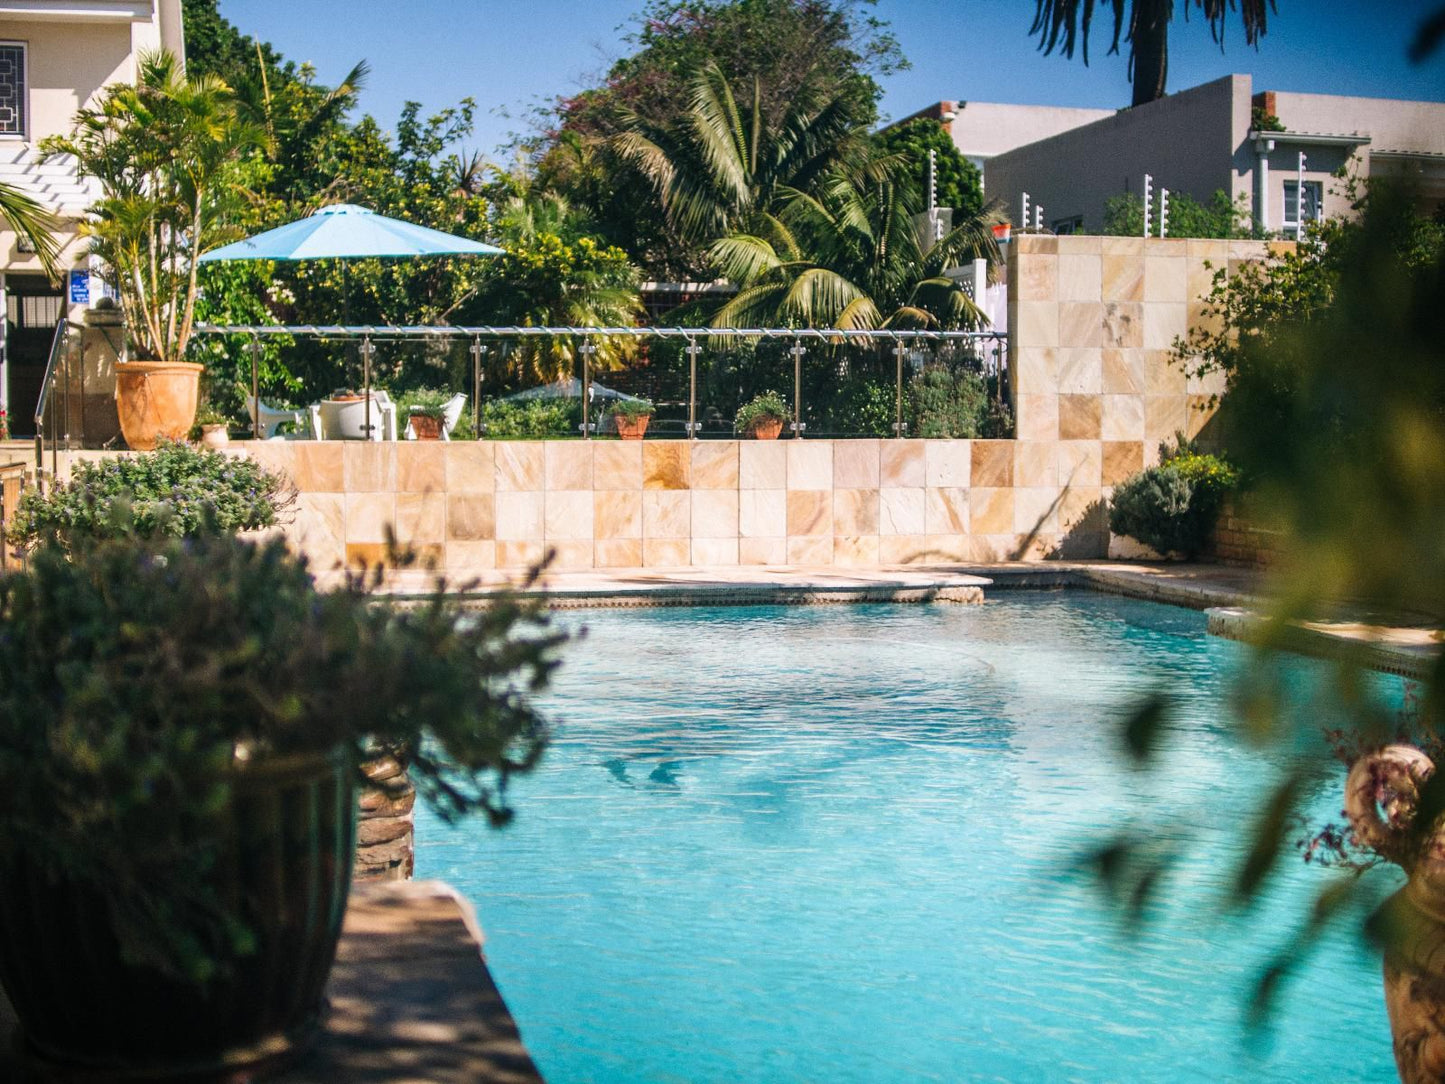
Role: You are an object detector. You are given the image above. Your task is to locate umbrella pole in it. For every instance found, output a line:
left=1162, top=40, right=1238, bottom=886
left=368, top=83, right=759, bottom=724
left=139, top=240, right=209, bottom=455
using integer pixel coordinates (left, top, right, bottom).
left=470, top=336, right=483, bottom=436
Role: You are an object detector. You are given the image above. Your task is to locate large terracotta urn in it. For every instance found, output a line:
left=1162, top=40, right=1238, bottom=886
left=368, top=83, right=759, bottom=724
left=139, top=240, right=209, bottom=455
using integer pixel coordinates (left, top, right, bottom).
left=115, top=359, right=203, bottom=451
left=1346, top=744, right=1445, bottom=1083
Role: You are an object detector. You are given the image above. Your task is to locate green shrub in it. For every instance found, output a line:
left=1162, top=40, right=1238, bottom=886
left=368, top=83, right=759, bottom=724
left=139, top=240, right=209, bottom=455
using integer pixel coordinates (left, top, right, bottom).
left=1108, top=437, right=1239, bottom=557
left=822, top=377, right=896, bottom=437
left=0, top=530, right=563, bottom=979
left=7, top=441, right=292, bottom=549
left=479, top=398, right=578, bottom=438
left=735, top=390, right=791, bottom=434
left=908, top=367, right=992, bottom=438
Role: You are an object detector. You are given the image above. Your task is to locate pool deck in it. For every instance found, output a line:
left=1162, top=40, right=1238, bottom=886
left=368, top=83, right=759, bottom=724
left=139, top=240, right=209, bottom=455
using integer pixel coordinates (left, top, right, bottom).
left=0, top=880, right=543, bottom=1084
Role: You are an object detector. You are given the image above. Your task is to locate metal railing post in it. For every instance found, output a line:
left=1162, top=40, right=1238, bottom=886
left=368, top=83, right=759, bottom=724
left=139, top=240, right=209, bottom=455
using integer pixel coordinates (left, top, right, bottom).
left=790, top=339, right=806, bottom=439
left=894, top=338, right=905, bottom=439
left=360, top=334, right=375, bottom=439
left=580, top=340, right=595, bottom=439
left=686, top=336, right=699, bottom=439
left=470, top=336, right=484, bottom=436
left=248, top=335, right=263, bottom=439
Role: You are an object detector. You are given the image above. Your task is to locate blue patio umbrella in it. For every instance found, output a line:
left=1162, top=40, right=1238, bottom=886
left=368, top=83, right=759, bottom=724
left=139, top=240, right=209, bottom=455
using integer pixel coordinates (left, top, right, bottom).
left=198, top=204, right=504, bottom=436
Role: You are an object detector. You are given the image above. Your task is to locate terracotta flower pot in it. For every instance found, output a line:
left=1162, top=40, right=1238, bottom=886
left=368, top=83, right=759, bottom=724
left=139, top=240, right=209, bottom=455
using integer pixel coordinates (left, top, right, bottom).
left=199, top=423, right=229, bottom=449
left=115, top=360, right=203, bottom=451
left=614, top=414, right=650, bottom=440
left=410, top=414, right=443, bottom=441
left=748, top=417, right=784, bottom=440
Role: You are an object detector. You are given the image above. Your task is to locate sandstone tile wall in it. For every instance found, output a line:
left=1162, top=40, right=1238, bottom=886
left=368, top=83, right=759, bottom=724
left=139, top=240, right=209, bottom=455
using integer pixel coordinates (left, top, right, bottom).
left=12, top=235, right=1285, bottom=570
left=227, top=437, right=1102, bottom=570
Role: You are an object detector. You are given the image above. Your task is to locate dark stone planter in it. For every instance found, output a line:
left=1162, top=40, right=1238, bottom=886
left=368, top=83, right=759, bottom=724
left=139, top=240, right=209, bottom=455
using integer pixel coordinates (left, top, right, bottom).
left=0, top=750, right=356, bottom=1081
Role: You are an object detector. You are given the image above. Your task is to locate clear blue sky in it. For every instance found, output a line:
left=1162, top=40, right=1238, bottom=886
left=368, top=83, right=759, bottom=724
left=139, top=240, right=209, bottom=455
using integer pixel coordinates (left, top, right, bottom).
left=217, top=0, right=1445, bottom=156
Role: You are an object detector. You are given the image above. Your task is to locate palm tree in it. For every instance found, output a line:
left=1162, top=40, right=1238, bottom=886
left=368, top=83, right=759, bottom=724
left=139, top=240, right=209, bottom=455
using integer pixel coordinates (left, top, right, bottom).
left=614, top=61, right=873, bottom=251
left=0, top=182, right=60, bottom=280
left=1030, top=0, right=1275, bottom=107
left=41, top=51, right=263, bottom=364
left=707, top=163, right=1006, bottom=332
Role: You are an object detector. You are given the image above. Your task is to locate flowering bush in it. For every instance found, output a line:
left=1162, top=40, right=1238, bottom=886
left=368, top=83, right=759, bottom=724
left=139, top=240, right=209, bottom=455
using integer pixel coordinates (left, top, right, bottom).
left=0, top=408, right=9, bottom=441
left=1108, top=436, right=1239, bottom=558
left=6, top=440, right=293, bottom=549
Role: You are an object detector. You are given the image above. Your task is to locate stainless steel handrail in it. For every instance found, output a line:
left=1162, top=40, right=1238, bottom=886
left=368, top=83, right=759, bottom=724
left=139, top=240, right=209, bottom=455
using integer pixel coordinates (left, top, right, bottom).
left=33, top=317, right=69, bottom=489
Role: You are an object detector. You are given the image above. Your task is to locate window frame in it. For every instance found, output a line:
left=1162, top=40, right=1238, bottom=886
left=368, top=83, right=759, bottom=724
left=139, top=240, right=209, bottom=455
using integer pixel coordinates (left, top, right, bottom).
left=0, top=40, right=27, bottom=140
left=1282, top=179, right=1324, bottom=230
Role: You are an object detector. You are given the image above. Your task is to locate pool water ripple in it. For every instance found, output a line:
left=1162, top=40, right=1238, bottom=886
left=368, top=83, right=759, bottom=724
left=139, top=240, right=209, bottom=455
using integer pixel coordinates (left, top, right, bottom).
left=419, top=593, right=1401, bottom=1083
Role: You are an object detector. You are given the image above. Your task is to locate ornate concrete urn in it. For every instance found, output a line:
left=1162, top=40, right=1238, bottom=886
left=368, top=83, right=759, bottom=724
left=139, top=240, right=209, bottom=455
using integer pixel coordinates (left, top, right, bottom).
left=1347, top=744, right=1445, bottom=1083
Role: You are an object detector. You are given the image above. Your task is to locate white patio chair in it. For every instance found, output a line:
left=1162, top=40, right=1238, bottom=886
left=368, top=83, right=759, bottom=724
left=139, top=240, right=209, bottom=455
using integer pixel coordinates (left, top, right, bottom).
left=313, top=394, right=398, bottom=441
left=245, top=396, right=308, bottom=440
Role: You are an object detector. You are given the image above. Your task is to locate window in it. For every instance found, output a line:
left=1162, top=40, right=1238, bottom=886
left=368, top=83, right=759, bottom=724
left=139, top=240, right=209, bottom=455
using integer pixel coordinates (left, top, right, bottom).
left=1283, top=180, right=1323, bottom=230
left=0, top=43, right=24, bottom=137
left=1052, top=216, right=1084, bottom=235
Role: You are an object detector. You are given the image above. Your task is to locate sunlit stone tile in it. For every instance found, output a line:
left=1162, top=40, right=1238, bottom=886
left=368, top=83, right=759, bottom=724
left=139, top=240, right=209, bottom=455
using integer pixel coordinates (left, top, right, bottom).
left=445, top=442, right=494, bottom=493
left=494, top=492, right=542, bottom=541
left=447, top=493, right=496, bottom=541
left=691, top=537, right=739, bottom=565
left=970, top=440, right=1012, bottom=487
left=494, top=442, right=543, bottom=491
left=833, top=440, right=880, bottom=488
left=879, top=488, right=925, bottom=536
left=925, top=487, right=969, bottom=535
left=1100, top=394, right=1146, bottom=441
left=786, top=490, right=831, bottom=536
left=1013, top=441, right=1058, bottom=488
left=692, top=490, right=739, bottom=539
left=396, top=442, right=445, bottom=493
left=786, top=535, right=833, bottom=565
left=293, top=442, right=344, bottom=491
left=593, top=441, right=643, bottom=491
left=594, top=538, right=643, bottom=568
left=925, top=440, right=971, bottom=487
left=545, top=442, right=592, bottom=490
left=691, top=441, right=739, bottom=489
left=739, top=440, right=786, bottom=489
left=395, top=491, right=445, bottom=545
left=739, top=537, right=786, bottom=565
left=739, top=489, right=786, bottom=538
left=643, top=441, right=691, bottom=490
left=445, top=540, right=496, bottom=572
left=544, top=491, right=593, bottom=540
left=345, top=492, right=394, bottom=544
left=594, top=491, right=642, bottom=539
left=833, top=488, right=879, bottom=536
left=643, top=490, right=691, bottom=538
left=833, top=535, right=880, bottom=567
left=643, top=538, right=691, bottom=567
left=1014, top=487, right=1062, bottom=534
left=968, top=488, right=1014, bottom=534
left=880, top=440, right=926, bottom=487
left=786, top=441, right=832, bottom=490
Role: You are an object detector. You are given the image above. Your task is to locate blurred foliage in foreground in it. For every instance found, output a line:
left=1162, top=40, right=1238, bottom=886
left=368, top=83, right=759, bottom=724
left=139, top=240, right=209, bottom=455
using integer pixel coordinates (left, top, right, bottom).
left=1096, top=182, right=1445, bottom=1017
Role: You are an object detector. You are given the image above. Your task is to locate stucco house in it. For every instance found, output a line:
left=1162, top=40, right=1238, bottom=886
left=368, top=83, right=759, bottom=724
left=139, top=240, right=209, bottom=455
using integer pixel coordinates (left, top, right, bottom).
left=906, top=75, right=1445, bottom=237
left=0, top=0, right=183, bottom=438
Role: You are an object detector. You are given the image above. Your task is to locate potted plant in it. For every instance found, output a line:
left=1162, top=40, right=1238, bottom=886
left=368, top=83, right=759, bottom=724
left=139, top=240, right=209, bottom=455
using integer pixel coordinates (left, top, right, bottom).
left=609, top=398, right=655, bottom=440
left=0, top=529, right=563, bottom=1079
left=404, top=388, right=451, bottom=441
left=192, top=403, right=232, bottom=448
left=734, top=390, right=791, bottom=440
left=40, top=51, right=260, bottom=451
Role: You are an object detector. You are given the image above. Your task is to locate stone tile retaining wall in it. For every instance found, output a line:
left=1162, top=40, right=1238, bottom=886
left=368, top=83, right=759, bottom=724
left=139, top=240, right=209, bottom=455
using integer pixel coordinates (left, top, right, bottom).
left=1, top=236, right=1286, bottom=569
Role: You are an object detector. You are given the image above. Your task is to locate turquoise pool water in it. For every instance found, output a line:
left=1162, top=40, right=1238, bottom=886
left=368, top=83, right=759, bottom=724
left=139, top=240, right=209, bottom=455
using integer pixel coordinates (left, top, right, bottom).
left=418, top=593, right=1402, bottom=1082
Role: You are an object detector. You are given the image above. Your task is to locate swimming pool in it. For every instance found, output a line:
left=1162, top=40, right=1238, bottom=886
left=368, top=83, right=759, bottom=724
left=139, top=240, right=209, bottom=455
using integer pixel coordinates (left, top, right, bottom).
left=418, top=592, right=1401, bottom=1082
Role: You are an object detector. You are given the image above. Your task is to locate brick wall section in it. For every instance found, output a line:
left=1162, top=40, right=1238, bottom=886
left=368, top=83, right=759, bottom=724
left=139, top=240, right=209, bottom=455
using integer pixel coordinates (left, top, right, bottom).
left=1209, top=502, right=1283, bottom=569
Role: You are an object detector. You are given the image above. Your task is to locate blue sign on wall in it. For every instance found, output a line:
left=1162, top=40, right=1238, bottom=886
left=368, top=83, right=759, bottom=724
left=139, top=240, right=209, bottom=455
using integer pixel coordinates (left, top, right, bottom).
left=68, top=269, right=90, bottom=304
